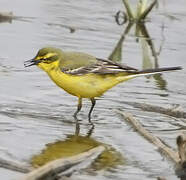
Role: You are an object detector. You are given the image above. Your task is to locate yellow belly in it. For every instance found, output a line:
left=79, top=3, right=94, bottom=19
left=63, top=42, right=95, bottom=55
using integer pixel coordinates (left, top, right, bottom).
left=48, top=70, right=133, bottom=98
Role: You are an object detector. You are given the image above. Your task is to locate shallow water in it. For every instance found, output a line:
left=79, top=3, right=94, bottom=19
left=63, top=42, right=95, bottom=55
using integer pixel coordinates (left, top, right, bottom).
left=0, top=0, right=186, bottom=179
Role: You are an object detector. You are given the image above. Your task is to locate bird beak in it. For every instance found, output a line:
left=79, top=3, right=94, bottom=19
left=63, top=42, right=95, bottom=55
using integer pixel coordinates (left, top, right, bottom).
left=24, top=59, right=41, bottom=67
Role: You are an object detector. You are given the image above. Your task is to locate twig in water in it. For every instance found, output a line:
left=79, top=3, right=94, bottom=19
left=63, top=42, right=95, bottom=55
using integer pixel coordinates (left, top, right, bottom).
left=21, top=146, right=105, bottom=180
left=116, top=110, right=180, bottom=163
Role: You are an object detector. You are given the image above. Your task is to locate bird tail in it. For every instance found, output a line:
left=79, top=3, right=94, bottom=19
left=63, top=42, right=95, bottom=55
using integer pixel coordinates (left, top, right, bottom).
left=128, top=66, right=182, bottom=78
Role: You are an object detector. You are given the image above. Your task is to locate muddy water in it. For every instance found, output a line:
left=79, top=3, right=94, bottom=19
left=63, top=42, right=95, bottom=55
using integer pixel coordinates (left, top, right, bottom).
left=0, top=0, right=186, bottom=179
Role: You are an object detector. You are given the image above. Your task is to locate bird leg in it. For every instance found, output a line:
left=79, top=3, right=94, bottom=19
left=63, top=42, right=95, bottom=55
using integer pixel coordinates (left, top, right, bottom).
left=73, top=97, right=82, bottom=118
left=86, top=124, right=95, bottom=137
left=88, top=98, right=96, bottom=123
left=74, top=120, right=80, bottom=136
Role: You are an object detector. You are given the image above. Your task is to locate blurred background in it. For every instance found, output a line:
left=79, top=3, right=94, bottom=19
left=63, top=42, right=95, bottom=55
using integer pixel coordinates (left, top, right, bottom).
left=0, top=0, right=185, bottom=179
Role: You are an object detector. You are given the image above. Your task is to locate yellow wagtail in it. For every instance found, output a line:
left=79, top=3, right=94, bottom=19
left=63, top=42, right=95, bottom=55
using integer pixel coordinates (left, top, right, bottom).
left=24, top=47, right=182, bottom=121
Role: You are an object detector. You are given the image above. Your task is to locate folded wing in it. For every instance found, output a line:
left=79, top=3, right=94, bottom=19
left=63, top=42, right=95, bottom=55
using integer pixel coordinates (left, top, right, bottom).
left=60, top=52, right=182, bottom=76
left=61, top=58, right=138, bottom=75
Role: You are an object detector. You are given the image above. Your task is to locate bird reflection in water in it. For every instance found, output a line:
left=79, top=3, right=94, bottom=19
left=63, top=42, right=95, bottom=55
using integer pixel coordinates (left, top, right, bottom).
left=31, top=121, right=124, bottom=170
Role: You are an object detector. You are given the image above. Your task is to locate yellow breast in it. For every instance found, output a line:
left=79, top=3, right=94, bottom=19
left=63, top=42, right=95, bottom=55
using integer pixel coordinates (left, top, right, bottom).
left=47, top=69, right=130, bottom=98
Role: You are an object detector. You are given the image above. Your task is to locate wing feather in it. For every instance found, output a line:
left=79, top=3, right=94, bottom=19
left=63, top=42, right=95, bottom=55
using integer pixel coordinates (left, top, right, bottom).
left=61, top=58, right=138, bottom=75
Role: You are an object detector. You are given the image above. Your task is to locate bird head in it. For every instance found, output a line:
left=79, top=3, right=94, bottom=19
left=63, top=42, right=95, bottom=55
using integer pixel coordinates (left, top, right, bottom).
left=24, top=47, right=62, bottom=72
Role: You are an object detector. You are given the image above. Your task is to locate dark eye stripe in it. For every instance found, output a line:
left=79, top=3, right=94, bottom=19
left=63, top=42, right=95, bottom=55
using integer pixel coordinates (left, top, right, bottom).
left=40, top=55, right=58, bottom=63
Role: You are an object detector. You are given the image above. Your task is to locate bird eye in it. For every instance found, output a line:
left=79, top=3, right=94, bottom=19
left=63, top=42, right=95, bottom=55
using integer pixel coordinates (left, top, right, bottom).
left=39, top=55, right=58, bottom=63
left=40, top=57, right=50, bottom=63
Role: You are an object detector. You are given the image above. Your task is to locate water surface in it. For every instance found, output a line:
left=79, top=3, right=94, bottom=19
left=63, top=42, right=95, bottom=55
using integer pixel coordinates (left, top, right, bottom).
left=0, top=0, right=186, bottom=179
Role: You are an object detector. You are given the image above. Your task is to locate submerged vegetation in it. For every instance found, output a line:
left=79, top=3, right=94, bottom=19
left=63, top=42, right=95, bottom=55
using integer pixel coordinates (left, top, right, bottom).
left=122, top=0, right=157, bottom=22
left=112, top=1, right=166, bottom=90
